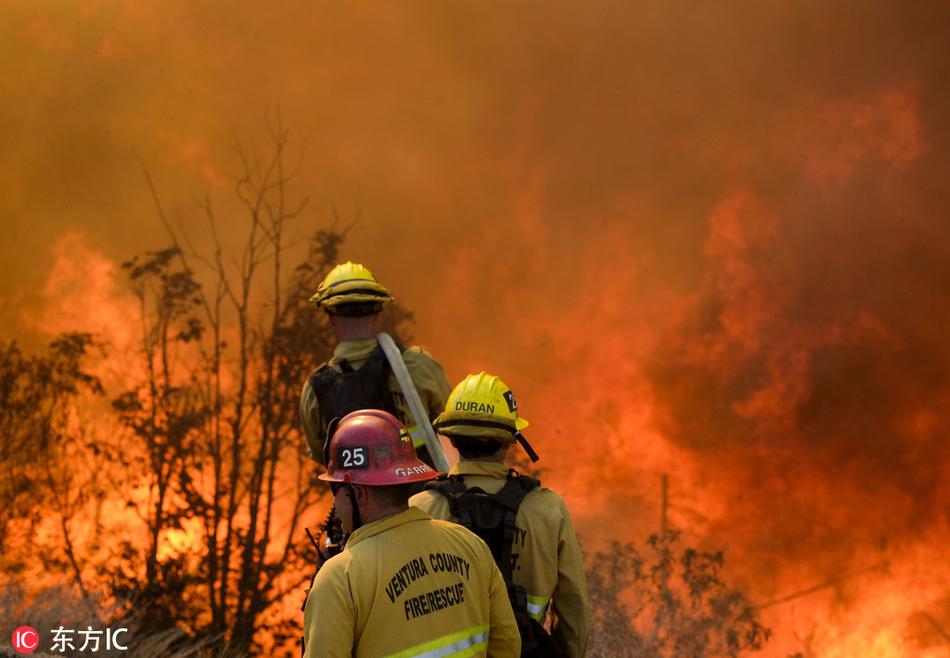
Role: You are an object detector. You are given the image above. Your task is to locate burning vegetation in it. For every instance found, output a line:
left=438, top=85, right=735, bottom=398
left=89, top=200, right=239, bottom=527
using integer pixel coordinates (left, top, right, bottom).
left=3, top=3, right=950, bottom=655
left=3, top=113, right=947, bottom=656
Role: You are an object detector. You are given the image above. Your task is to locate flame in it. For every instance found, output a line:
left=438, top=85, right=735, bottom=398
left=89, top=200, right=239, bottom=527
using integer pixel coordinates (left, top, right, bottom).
left=420, top=81, right=949, bottom=656
left=5, top=3, right=950, bottom=655
left=21, top=232, right=141, bottom=387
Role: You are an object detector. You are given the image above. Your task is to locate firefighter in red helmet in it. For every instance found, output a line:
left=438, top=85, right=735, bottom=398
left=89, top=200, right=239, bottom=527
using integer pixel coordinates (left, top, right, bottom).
left=302, top=410, right=520, bottom=658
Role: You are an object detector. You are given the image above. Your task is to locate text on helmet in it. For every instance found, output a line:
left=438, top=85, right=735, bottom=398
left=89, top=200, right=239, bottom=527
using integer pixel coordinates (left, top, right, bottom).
left=338, top=446, right=369, bottom=469
left=394, top=465, right=433, bottom=477
left=455, top=401, right=495, bottom=414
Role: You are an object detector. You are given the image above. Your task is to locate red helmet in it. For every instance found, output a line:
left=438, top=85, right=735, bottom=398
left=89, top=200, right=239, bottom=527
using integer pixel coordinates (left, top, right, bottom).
left=319, top=409, right=438, bottom=486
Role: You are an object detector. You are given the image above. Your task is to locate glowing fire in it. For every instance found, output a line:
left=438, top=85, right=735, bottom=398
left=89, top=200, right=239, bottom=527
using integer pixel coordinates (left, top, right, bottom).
left=8, top=55, right=948, bottom=657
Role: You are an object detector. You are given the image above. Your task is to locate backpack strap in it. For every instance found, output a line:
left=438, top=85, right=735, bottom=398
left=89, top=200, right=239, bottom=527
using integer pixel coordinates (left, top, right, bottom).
left=492, top=469, right=539, bottom=510
left=423, top=473, right=468, bottom=498
left=424, top=475, right=483, bottom=531
left=306, top=363, right=332, bottom=395
left=494, top=470, right=538, bottom=584
left=423, top=475, right=468, bottom=512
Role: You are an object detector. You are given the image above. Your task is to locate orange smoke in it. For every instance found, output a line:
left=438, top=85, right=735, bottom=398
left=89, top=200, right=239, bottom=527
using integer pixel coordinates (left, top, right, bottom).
left=410, top=78, right=949, bottom=655
left=5, top=2, right=950, bottom=656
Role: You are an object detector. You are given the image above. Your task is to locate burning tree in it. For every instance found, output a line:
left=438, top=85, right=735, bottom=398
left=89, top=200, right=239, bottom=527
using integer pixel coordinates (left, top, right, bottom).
left=97, top=119, right=354, bottom=654
left=586, top=531, right=771, bottom=658
left=88, top=116, right=406, bottom=654
left=0, top=333, right=103, bottom=599
left=0, top=117, right=417, bottom=656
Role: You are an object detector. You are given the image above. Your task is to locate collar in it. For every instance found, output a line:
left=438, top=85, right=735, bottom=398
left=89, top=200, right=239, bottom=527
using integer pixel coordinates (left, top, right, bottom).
left=346, top=507, right=432, bottom=548
left=450, top=460, right=511, bottom=478
left=332, top=337, right=378, bottom=362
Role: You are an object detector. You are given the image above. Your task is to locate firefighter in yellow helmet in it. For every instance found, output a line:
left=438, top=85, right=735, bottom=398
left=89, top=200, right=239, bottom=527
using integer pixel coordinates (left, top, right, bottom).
left=299, top=262, right=450, bottom=467
left=410, top=372, right=591, bottom=658
left=302, top=409, right=521, bottom=658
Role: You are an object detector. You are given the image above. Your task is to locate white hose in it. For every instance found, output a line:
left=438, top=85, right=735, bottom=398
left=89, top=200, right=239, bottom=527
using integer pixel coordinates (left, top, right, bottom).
left=377, top=332, right=451, bottom=473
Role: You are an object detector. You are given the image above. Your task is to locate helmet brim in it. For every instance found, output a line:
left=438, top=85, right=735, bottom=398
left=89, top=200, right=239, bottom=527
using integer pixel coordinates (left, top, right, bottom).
left=310, top=279, right=393, bottom=308
left=319, top=466, right=437, bottom=486
left=433, top=411, right=530, bottom=440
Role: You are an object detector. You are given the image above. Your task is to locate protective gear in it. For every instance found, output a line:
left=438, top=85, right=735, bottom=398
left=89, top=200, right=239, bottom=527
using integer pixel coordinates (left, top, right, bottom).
left=434, top=372, right=539, bottom=462
left=307, top=344, right=399, bottom=425
left=302, top=507, right=521, bottom=658
left=423, top=471, right=564, bottom=657
left=434, top=372, right=529, bottom=440
left=309, top=261, right=393, bottom=316
left=300, top=338, right=451, bottom=465
left=411, top=461, right=591, bottom=658
left=319, top=409, right=438, bottom=487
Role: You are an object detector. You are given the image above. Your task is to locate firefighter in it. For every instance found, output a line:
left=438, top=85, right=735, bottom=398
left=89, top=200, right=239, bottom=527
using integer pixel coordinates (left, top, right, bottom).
left=299, top=261, right=450, bottom=467
left=410, top=372, right=591, bottom=658
left=302, top=409, right=521, bottom=658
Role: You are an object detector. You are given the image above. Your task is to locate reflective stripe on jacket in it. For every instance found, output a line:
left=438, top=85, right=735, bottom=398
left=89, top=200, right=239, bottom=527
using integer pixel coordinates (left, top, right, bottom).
left=410, top=461, right=591, bottom=658
left=303, top=507, right=521, bottom=658
left=300, top=338, right=451, bottom=462
left=383, top=624, right=488, bottom=658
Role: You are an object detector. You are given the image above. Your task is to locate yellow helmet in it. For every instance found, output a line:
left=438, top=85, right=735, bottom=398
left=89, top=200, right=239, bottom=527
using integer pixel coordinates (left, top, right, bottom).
left=309, top=262, right=393, bottom=316
left=433, top=372, right=530, bottom=443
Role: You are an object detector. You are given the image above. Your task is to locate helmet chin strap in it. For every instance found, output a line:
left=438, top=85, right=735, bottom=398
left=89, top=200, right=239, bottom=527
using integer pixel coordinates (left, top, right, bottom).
left=514, top=431, right=540, bottom=463
left=345, top=484, right=363, bottom=531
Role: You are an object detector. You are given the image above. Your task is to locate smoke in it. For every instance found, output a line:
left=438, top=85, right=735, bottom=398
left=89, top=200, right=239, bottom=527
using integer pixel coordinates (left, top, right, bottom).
left=4, top=1, right=950, bottom=654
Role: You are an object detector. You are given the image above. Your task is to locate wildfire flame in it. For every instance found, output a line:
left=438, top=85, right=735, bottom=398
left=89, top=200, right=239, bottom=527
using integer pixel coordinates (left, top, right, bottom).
left=3, top=3, right=950, bottom=656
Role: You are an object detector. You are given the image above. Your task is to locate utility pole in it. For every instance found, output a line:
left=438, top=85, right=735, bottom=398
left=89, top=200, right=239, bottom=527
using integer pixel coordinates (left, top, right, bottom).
left=660, top=473, right=669, bottom=534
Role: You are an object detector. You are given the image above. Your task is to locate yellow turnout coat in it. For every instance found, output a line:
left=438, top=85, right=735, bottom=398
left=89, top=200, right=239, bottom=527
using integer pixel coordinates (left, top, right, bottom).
left=303, top=507, right=521, bottom=658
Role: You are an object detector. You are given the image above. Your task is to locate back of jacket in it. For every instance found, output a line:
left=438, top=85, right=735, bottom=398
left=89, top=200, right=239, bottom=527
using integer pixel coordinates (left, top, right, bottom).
left=410, top=462, right=591, bottom=658
left=303, top=507, right=520, bottom=658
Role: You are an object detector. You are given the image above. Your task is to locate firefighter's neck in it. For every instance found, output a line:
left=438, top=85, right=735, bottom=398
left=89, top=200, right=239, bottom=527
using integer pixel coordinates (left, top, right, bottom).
left=353, top=485, right=406, bottom=527
left=462, top=443, right=508, bottom=464
left=329, top=313, right=378, bottom=342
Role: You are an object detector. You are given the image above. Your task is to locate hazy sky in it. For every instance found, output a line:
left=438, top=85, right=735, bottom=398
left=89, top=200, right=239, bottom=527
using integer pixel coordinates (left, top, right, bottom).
left=3, top=2, right=950, bottom=652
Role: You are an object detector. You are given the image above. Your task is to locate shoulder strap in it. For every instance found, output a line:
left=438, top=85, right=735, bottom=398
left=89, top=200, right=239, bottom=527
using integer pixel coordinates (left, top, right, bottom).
left=306, top=363, right=334, bottom=397
left=495, top=470, right=538, bottom=585
left=424, top=475, right=472, bottom=524
left=492, top=469, right=540, bottom=511
left=423, top=474, right=468, bottom=498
